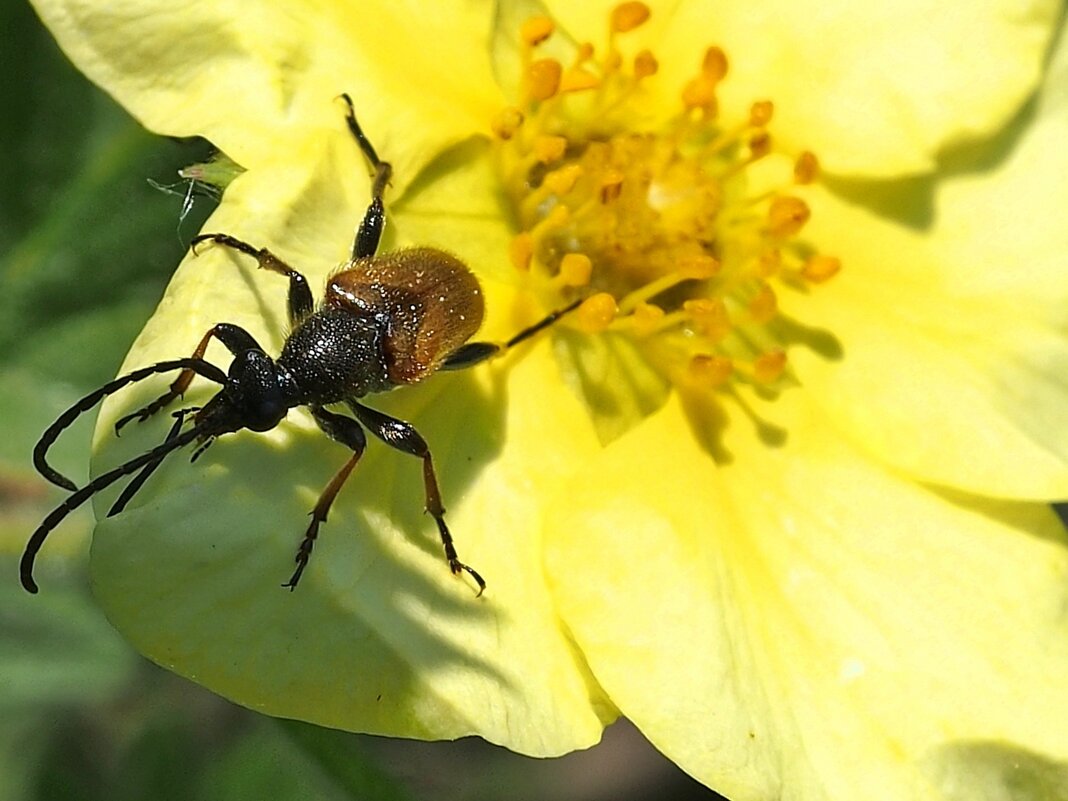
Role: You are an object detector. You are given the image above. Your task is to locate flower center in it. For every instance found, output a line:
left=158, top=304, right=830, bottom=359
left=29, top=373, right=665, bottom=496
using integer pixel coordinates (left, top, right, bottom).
left=491, top=4, right=840, bottom=441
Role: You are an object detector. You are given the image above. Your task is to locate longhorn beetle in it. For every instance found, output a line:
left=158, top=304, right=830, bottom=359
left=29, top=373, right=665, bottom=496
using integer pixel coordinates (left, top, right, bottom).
left=22, top=94, right=579, bottom=596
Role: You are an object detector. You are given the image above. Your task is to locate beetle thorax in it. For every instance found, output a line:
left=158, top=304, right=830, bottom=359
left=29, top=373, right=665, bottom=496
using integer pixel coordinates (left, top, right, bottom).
left=278, top=307, right=392, bottom=403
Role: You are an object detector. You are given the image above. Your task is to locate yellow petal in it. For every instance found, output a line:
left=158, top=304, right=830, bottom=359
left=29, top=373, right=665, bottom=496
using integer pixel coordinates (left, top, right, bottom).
left=546, top=388, right=1068, bottom=800
left=83, top=138, right=611, bottom=752
left=30, top=0, right=503, bottom=193
left=777, top=35, right=1068, bottom=499
left=545, top=0, right=1060, bottom=177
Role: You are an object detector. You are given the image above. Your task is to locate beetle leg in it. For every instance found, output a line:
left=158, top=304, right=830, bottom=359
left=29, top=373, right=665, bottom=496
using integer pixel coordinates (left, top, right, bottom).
left=348, top=401, right=485, bottom=595
left=191, top=233, right=314, bottom=327
left=440, top=297, right=584, bottom=370
left=108, top=407, right=198, bottom=517
left=339, top=93, right=393, bottom=260
left=283, top=407, right=368, bottom=590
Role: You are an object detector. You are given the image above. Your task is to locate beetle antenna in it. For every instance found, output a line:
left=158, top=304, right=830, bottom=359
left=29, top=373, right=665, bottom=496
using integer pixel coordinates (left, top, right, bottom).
left=33, top=358, right=227, bottom=492
left=21, top=416, right=216, bottom=594
left=107, top=407, right=199, bottom=518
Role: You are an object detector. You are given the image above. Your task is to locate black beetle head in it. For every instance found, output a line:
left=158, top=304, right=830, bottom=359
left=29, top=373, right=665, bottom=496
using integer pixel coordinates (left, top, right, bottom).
left=223, top=349, right=298, bottom=432
left=195, top=350, right=298, bottom=435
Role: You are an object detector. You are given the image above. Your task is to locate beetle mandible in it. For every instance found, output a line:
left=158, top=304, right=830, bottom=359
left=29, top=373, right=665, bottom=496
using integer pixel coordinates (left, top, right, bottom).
left=22, top=94, right=578, bottom=596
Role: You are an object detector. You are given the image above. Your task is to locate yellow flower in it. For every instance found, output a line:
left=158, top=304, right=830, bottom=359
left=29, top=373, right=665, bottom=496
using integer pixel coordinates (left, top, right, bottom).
left=29, top=0, right=1068, bottom=798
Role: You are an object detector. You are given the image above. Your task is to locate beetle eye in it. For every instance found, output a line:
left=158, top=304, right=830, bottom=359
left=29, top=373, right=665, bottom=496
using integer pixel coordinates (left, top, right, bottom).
left=246, top=394, right=286, bottom=432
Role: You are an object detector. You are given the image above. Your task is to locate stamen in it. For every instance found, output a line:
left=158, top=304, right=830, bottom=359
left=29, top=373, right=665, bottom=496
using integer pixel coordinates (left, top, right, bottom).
left=752, top=350, right=787, bottom=384
left=767, top=196, right=811, bottom=238
left=534, top=135, right=568, bottom=163
left=491, top=107, right=524, bottom=140
left=689, top=354, right=734, bottom=388
left=702, top=46, right=729, bottom=81
left=577, top=293, right=619, bottom=332
left=561, top=68, right=601, bottom=93
left=510, top=233, right=534, bottom=272
left=521, top=16, right=555, bottom=46
left=747, top=283, right=778, bottom=324
left=801, top=255, right=842, bottom=283
left=611, top=2, right=651, bottom=33
left=527, top=59, right=563, bottom=101
left=558, top=253, right=593, bottom=287
left=634, top=50, right=659, bottom=79
left=494, top=7, right=842, bottom=433
left=749, top=100, right=774, bottom=127
left=794, top=151, right=820, bottom=184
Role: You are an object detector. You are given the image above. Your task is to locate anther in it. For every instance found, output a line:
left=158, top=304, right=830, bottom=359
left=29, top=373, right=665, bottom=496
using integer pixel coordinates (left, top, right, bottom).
left=534, top=135, right=568, bottom=163
left=491, top=107, right=524, bottom=140
left=682, top=73, right=719, bottom=110
left=527, top=59, right=563, bottom=101
left=679, top=254, right=720, bottom=280
left=631, top=302, right=665, bottom=335
left=801, top=255, right=842, bottom=283
left=767, top=196, right=811, bottom=238
left=510, top=233, right=534, bottom=271
left=747, top=283, right=778, bottom=323
left=794, top=151, right=820, bottom=184
left=544, top=164, right=584, bottom=195
left=748, top=132, right=772, bottom=160
left=611, top=2, right=651, bottom=33
left=683, top=298, right=731, bottom=340
left=600, top=171, right=625, bottom=203
left=558, top=253, right=593, bottom=286
left=752, top=350, right=787, bottom=383
left=702, top=47, right=729, bottom=81
left=689, top=354, right=734, bottom=387
left=561, top=68, right=601, bottom=93
left=749, top=100, right=774, bottom=127
left=521, top=16, right=555, bottom=46
left=577, top=293, right=619, bottom=332
left=634, top=50, right=659, bottom=79
left=755, top=249, right=781, bottom=277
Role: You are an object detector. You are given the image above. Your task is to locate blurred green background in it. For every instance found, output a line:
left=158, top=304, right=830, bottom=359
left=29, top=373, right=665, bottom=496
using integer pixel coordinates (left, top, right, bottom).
left=0, top=3, right=725, bottom=799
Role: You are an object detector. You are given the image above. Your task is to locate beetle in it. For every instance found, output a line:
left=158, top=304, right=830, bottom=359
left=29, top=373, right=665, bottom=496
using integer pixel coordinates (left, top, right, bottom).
left=22, top=94, right=578, bottom=596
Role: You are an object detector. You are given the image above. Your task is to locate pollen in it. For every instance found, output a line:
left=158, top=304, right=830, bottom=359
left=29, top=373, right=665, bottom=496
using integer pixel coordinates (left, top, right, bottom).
left=492, top=4, right=842, bottom=428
